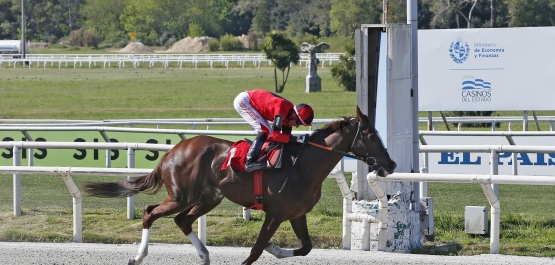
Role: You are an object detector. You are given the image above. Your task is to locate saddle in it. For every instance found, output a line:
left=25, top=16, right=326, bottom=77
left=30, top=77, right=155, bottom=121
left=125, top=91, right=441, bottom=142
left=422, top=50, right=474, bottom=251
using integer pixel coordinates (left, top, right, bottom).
left=221, top=140, right=284, bottom=173
left=221, top=140, right=284, bottom=211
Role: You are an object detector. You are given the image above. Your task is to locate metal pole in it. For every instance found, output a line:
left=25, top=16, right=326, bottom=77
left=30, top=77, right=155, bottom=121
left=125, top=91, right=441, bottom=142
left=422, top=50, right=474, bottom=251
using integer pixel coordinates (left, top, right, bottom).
left=408, top=0, right=420, bottom=210
left=21, top=0, right=26, bottom=59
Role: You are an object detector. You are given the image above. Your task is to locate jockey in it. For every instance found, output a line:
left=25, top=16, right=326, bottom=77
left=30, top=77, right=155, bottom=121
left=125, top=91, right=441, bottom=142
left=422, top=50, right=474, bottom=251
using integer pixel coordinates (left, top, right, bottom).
left=233, top=89, right=314, bottom=172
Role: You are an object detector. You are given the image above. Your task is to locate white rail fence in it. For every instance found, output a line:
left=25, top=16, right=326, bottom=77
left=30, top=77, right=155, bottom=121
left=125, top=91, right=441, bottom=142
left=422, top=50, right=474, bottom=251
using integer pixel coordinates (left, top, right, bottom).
left=0, top=53, right=343, bottom=69
left=369, top=171, right=555, bottom=254
left=412, top=144, right=555, bottom=254
left=2, top=116, right=555, bottom=131
left=3, top=140, right=555, bottom=253
left=0, top=166, right=152, bottom=243
left=0, top=119, right=333, bottom=131
left=2, top=122, right=555, bottom=252
left=0, top=140, right=354, bottom=244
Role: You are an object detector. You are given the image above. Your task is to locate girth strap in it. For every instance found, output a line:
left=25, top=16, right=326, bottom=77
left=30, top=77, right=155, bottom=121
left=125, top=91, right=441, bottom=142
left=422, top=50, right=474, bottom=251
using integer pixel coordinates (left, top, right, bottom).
left=244, top=171, right=264, bottom=211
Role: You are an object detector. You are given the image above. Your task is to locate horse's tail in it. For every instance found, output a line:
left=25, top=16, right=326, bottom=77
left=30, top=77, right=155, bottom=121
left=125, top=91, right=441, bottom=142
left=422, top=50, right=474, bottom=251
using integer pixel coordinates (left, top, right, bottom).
left=83, top=156, right=165, bottom=198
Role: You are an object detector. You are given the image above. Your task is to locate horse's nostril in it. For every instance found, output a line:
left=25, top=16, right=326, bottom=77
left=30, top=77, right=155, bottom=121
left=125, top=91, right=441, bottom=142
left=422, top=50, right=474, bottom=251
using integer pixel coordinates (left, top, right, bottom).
left=390, top=162, right=397, bottom=171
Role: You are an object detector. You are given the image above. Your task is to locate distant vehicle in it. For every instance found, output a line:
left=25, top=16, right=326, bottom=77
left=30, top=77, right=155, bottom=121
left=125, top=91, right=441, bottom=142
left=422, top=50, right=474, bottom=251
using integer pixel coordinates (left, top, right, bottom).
left=0, top=40, right=30, bottom=58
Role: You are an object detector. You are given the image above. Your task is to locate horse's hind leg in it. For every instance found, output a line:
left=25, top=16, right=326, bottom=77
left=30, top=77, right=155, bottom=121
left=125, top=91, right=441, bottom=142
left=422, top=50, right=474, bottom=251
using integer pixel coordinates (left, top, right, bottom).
left=265, top=215, right=312, bottom=258
left=174, top=190, right=223, bottom=265
left=128, top=199, right=192, bottom=265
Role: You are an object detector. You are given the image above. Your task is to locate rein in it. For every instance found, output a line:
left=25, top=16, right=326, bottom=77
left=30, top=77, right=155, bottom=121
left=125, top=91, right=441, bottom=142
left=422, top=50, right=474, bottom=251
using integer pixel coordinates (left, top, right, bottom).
left=279, top=121, right=387, bottom=193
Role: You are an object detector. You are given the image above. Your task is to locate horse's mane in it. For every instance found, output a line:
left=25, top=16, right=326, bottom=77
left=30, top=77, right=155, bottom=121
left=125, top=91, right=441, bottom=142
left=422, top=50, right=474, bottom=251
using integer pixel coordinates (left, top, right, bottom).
left=311, top=116, right=358, bottom=139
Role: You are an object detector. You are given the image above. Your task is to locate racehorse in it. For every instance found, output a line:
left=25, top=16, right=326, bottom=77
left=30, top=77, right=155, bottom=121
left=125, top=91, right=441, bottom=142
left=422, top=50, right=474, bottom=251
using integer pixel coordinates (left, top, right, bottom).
left=83, top=106, right=397, bottom=265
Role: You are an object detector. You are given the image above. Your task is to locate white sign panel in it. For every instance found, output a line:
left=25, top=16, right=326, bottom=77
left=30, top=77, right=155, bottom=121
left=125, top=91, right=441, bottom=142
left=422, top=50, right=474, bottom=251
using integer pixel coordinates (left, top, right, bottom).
left=418, top=27, right=555, bottom=111
left=421, top=135, right=555, bottom=176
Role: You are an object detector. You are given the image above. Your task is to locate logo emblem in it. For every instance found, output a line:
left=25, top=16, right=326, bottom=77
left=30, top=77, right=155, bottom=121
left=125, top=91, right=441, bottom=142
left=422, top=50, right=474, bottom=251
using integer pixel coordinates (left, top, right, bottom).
left=449, top=41, right=470, bottom=64
left=460, top=76, right=492, bottom=103
left=462, top=77, right=491, bottom=90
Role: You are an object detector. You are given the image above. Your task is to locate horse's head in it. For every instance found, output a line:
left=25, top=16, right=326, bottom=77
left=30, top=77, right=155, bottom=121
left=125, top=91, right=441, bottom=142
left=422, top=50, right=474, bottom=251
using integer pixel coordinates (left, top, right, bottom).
left=351, top=106, right=397, bottom=177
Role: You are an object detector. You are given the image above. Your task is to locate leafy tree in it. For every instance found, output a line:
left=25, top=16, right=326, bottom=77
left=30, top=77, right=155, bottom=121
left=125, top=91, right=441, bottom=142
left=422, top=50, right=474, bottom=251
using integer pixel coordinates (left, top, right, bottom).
left=187, top=23, right=205, bottom=37
left=507, top=0, right=555, bottom=27
left=219, top=33, right=244, bottom=50
left=330, top=43, right=356, bottom=91
left=423, top=0, right=502, bottom=29
left=252, top=0, right=272, bottom=33
left=81, top=0, right=125, bottom=40
left=261, top=31, right=300, bottom=93
left=330, top=0, right=382, bottom=37
left=120, top=0, right=221, bottom=45
left=213, top=0, right=250, bottom=37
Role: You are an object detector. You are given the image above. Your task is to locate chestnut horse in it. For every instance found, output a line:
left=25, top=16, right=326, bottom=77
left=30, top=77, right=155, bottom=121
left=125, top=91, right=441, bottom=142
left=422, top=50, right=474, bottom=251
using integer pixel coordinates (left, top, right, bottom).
left=83, top=106, right=396, bottom=265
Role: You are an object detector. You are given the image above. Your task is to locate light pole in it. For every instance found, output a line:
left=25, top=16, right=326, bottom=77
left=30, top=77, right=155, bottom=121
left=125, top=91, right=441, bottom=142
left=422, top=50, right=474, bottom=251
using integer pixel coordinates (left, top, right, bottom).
left=21, top=0, right=26, bottom=59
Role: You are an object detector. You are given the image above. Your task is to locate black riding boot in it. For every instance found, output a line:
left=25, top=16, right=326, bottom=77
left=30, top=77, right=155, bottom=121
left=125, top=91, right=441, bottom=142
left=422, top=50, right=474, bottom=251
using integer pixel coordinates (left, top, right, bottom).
left=245, top=132, right=268, bottom=172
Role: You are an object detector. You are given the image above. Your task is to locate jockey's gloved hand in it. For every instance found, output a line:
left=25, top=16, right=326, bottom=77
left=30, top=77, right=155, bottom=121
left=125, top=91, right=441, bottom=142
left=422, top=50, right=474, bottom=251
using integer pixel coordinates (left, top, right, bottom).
left=272, top=115, right=283, bottom=132
left=297, top=134, right=309, bottom=144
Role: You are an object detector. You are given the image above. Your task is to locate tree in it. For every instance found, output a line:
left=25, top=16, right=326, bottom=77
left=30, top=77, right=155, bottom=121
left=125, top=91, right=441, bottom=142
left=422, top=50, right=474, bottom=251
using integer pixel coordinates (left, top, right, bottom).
left=507, top=0, right=555, bottom=27
left=330, top=42, right=356, bottom=91
left=261, top=31, right=300, bottom=93
left=81, top=0, right=125, bottom=40
left=423, top=0, right=501, bottom=29
left=330, top=0, right=382, bottom=37
left=120, top=0, right=222, bottom=45
left=252, top=0, right=272, bottom=33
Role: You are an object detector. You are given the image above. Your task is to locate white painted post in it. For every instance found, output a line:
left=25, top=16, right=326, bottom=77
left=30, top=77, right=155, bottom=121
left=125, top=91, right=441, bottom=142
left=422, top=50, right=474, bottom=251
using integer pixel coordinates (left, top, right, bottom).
left=127, top=147, right=135, bottom=220
left=13, top=146, right=21, bottom=216
left=480, top=183, right=500, bottom=254
left=243, top=209, right=251, bottom=221
left=342, top=196, right=351, bottom=249
left=60, top=173, right=82, bottom=243
left=490, top=150, right=499, bottom=196
left=199, top=215, right=207, bottom=245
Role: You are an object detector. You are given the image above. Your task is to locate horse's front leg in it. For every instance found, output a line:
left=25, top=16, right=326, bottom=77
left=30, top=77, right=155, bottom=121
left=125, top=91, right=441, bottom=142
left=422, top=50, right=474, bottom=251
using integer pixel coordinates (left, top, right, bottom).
left=242, top=215, right=282, bottom=265
left=264, top=214, right=312, bottom=258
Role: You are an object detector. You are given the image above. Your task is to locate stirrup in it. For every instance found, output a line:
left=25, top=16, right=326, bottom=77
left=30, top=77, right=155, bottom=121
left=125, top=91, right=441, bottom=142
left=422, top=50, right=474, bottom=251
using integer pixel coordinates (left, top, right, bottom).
left=245, top=162, right=267, bottom=172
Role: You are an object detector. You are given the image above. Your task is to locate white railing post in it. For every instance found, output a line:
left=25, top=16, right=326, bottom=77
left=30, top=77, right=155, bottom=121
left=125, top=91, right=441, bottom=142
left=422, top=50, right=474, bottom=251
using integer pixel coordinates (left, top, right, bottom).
left=13, top=146, right=21, bottom=216
left=490, top=150, right=499, bottom=196
left=60, top=173, right=83, bottom=243
left=199, top=214, right=207, bottom=245
left=127, top=147, right=136, bottom=220
left=480, top=183, right=500, bottom=254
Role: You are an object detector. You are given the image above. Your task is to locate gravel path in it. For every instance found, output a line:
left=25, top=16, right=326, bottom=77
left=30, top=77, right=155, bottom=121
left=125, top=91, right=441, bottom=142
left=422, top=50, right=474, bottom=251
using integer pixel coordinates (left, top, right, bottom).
left=0, top=242, right=553, bottom=265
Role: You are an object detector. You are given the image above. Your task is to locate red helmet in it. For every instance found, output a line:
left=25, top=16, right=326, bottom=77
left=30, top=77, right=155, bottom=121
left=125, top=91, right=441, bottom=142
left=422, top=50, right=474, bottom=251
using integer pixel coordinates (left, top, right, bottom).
left=294, top=104, right=314, bottom=126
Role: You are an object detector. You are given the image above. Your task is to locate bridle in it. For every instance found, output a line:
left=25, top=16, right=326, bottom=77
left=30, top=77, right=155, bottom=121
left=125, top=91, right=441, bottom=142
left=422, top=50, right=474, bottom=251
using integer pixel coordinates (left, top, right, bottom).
left=308, top=121, right=388, bottom=171
left=280, top=121, right=388, bottom=193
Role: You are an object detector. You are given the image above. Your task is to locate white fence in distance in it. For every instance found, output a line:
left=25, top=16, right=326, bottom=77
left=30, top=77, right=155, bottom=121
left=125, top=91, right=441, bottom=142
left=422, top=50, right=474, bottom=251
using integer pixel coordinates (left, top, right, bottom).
left=0, top=53, right=343, bottom=69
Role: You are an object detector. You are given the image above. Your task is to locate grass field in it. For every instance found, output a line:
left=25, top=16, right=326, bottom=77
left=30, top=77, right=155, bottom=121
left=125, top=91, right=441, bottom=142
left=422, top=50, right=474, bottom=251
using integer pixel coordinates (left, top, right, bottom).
left=1, top=64, right=555, bottom=257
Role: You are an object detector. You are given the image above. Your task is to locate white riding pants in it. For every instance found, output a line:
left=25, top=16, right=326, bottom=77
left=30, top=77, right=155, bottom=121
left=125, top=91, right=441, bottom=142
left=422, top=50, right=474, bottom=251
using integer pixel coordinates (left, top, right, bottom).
left=234, top=91, right=271, bottom=134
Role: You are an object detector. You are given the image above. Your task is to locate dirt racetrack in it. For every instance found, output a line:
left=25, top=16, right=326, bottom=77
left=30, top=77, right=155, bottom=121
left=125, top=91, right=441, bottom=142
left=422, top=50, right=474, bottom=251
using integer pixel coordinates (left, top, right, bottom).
left=0, top=242, right=553, bottom=265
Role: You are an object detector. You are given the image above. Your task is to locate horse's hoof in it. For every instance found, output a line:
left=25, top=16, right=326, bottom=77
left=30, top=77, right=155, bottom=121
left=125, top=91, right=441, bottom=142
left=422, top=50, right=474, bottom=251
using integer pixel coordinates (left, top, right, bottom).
left=128, top=258, right=138, bottom=265
left=264, top=242, right=274, bottom=252
left=198, top=254, right=210, bottom=265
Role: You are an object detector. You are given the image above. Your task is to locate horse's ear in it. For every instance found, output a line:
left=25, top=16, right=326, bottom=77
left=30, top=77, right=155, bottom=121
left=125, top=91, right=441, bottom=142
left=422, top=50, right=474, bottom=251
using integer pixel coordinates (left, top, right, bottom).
left=356, top=106, right=366, bottom=122
left=356, top=106, right=374, bottom=129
